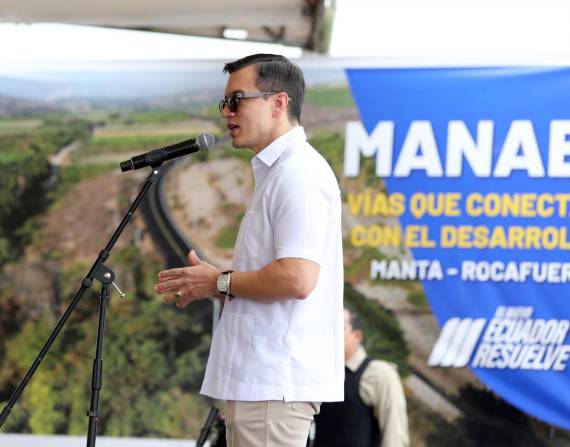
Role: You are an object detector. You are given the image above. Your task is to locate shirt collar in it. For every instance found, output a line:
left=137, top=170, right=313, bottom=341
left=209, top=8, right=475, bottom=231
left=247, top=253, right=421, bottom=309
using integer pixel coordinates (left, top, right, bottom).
left=346, top=345, right=367, bottom=372
left=254, top=126, right=306, bottom=168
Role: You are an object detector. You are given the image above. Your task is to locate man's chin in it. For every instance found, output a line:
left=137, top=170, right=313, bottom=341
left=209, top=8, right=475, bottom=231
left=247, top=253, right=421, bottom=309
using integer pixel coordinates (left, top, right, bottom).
left=231, top=139, right=246, bottom=149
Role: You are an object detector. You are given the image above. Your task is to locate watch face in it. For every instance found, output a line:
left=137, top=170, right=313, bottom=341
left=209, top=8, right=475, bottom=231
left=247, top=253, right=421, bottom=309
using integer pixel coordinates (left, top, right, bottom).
left=217, top=273, right=229, bottom=294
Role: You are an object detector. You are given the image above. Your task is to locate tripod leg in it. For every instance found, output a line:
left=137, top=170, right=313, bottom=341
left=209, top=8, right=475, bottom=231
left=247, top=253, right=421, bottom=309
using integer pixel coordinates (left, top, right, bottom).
left=86, top=282, right=110, bottom=447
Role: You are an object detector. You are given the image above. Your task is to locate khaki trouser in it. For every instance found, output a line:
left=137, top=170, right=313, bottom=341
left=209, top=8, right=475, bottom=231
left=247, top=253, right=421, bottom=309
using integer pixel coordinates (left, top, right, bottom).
left=225, top=400, right=320, bottom=447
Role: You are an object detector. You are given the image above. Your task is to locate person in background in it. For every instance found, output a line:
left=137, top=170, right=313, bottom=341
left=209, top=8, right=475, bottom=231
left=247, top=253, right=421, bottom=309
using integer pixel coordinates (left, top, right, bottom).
left=155, top=53, right=344, bottom=447
left=313, top=307, right=409, bottom=447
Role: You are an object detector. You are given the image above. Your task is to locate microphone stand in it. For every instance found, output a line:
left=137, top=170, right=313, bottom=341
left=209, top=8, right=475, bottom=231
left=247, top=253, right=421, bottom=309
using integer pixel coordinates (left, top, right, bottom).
left=0, top=166, right=162, bottom=447
left=196, top=406, right=220, bottom=447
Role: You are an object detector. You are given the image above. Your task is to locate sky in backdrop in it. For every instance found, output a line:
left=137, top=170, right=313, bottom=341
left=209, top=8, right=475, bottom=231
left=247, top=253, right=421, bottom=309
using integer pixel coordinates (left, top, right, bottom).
left=2, top=0, right=570, bottom=64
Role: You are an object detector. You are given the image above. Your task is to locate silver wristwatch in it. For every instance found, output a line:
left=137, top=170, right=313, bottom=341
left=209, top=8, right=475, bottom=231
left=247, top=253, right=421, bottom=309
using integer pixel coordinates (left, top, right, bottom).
left=216, top=270, right=234, bottom=299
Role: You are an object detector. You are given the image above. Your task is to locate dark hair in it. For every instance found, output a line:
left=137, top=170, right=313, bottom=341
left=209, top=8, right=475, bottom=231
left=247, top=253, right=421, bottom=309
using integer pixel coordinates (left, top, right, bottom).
left=346, top=307, right=365, bottom=332
left=223, top=53, right=305, bottom=123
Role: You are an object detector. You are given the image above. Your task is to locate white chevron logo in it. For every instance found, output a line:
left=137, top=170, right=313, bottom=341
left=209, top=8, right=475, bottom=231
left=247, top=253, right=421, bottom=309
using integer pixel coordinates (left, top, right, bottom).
left=428, top=318, right=487, bottom=367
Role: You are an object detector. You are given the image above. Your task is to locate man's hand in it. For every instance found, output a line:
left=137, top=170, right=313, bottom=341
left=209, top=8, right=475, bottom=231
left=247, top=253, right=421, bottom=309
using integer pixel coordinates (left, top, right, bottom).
left=155, top=250, right=221, bottom=308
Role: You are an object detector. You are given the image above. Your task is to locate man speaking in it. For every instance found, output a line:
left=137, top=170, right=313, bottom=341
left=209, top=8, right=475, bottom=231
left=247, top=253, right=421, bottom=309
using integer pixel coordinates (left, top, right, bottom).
left=155, top=54, right=344, bottom=447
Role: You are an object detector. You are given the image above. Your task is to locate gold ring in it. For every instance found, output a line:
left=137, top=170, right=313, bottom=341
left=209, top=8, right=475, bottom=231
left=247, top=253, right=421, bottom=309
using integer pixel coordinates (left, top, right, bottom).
left=175, top=289, right=183, bottom=298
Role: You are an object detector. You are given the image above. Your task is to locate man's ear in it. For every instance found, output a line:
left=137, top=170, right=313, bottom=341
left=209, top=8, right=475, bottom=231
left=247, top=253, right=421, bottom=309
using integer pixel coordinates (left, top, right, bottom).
left=355, top=329, right=364, bottom=344
left=273, top=92, right=289, bottom=117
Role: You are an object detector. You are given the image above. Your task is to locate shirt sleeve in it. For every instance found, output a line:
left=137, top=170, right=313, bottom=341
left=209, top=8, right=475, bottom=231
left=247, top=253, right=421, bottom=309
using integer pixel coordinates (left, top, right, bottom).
left=269, top=167, right=332, bottom=265
left=359, top=360, right=410, bottom=447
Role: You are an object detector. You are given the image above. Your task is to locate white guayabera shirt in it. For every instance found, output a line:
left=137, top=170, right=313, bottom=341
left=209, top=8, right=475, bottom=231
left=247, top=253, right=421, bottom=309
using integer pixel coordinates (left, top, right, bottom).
left=200, top=126, right=344, bottom=402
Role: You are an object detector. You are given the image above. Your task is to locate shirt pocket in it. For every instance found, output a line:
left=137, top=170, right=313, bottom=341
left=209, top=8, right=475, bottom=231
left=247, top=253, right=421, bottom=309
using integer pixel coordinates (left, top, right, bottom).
left=223, top=312, right=255, bottom=375
left=242, top=210, right=263, bottom=259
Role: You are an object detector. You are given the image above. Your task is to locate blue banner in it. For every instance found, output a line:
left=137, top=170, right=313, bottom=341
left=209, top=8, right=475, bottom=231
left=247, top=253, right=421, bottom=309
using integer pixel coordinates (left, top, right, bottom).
left=345, top=67, right=570, bottom=429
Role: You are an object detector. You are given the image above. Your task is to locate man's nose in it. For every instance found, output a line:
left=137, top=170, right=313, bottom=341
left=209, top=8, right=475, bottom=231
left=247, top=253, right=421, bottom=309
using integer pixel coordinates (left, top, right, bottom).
left=221, top=104, right=235, bottom=118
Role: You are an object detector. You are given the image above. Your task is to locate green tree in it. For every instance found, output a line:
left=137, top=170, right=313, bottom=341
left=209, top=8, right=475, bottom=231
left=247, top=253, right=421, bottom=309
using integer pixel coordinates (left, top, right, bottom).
left=0, top=251, right=213, bottom=438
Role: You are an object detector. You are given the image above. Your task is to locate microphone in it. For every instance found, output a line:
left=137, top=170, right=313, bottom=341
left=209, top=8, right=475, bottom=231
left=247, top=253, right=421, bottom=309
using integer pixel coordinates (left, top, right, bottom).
left=119, top=133, right=215, bottom=172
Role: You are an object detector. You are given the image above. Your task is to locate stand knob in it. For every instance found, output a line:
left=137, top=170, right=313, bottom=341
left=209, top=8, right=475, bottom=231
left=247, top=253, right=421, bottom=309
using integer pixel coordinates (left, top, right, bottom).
left=111, top=282, right=126, bottom=299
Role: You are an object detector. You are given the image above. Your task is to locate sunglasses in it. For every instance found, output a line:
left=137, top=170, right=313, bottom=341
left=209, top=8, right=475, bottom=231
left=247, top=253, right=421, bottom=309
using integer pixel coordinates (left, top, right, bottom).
left=218, top=91, right=280, bottom=114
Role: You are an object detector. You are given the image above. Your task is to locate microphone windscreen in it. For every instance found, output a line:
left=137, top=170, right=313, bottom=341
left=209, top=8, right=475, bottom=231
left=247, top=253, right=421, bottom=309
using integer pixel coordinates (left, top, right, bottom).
left=198, top=133, right=216, bottom=151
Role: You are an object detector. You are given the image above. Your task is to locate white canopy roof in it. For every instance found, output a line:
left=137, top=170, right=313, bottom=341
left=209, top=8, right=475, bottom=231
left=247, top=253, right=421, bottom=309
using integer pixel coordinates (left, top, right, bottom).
left=0, top=0, right=329, bottom=51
